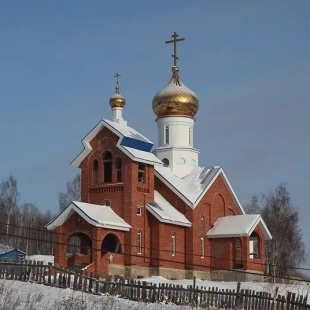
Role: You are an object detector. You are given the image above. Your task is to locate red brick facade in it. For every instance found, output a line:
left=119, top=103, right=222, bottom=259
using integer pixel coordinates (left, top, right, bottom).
left=51, top=125, right=268, bottom=280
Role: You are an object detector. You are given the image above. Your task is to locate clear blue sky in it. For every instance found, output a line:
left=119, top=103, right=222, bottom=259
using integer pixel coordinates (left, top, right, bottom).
left=0, top=1, right=309, bottom=268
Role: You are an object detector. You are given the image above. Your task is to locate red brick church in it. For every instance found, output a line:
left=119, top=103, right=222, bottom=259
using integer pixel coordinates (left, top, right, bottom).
left=47, top=32, right=271, bottom=281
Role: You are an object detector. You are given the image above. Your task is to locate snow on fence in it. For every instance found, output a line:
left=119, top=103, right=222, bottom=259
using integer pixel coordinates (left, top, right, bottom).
left=0, top=258, right=309, bottom=309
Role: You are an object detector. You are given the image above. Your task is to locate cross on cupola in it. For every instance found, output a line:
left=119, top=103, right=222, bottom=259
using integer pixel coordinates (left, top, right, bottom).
left=114, top=72, right=121, bottom=93
left=165, top=32, right=185, bottom=67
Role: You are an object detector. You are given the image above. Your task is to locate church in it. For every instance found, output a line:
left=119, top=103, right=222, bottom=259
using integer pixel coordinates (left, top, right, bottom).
left=47, top=32, right=271, bottom=281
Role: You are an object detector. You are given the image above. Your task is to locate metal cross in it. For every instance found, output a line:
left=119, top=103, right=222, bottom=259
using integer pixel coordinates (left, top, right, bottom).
left=114, top=73, right=121, bottom=87
left=165, top=32, right=185, bottom=67
left=114, top=73, right=121, bottom=93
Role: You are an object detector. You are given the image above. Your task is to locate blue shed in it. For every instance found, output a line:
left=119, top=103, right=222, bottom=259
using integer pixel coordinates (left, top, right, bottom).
left=0, top=247, right=26, bottom=261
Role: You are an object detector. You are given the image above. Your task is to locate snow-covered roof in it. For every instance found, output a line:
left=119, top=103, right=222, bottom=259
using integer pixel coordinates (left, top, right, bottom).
left=0, top=247, right=26, bottom=255
left=71, top=119, right=163, bottom=167
left=155, top=165, right=245, bottom=213
left=146, top=191, right=192, bottom=227
left=46, top=201, right=131, bottom=231
left=207, top=215, right=272, bottom=240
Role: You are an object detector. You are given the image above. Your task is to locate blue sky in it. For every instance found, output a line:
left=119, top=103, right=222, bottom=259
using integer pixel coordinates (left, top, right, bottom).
left=0, top=1, right=310, bottom=269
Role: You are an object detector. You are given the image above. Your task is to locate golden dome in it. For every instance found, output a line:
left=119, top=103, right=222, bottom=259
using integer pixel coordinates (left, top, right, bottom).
left=152, top=66, right=199, bottom=118
left=109, top=86, right=126, bottom=108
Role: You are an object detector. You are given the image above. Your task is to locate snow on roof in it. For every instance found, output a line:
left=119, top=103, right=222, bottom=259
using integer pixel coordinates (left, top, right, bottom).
left=104, top=119, right=151, bottom=143
left=146, top=191, right=192, bottom=227
left=0, top=247, right=13, bottom=255
left=122, top=146, right=163, bottom=165
left=46, top=201, right=131, bottom=231
left=155, top=165, right=244, bottom=213
left=0, top=247, right=26, bottom=255
left=71, top=119, right=163, bottom=167
left=207, top=215, right=272, bottom=240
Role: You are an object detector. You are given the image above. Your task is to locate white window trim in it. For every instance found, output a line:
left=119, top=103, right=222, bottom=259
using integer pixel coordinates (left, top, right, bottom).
left=136, top=205, right=142, bottom=216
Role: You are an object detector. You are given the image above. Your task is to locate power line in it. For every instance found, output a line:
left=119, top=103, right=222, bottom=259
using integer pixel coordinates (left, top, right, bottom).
left=1, top=226, right=310, bottom=283
left=1, top=220, right=309, bottom=273
left=0, top=229, right=309, bottom=284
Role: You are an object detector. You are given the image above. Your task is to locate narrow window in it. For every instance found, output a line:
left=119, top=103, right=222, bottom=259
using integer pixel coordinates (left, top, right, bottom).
left=214, top=240, right=221, bottom=259
left=249, top=232, right=259, bottom=259
left=189, top=127, right=191, bottom=145
left=92, top=160, right=99, bottom=185
left=103, top=152, right=112, bottom=183
left=137, top=230, right=142, bottom=254
left=200, top=215, right=205, bottom=258
left=165, top=126, right=169, bottom=144
left=136, top=206, right=142, bottom=216
left=171, top=233, right=176, bottom=256
left=116, top=157, right=122, bottom=182
left=138, top=163, right=145, bottom=183
left=234, top=238, right=243, bottom=269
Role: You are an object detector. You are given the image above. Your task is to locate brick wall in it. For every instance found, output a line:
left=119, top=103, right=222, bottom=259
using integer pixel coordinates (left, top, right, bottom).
left=53, top=125, right=268, bottom=278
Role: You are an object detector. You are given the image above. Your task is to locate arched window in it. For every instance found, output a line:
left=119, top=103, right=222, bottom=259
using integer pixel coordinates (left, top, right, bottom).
left=101, top=234, right=121, bottom=254
left=137, top=229, right=142, bottom=254
left=103, top=199, right=111, bottom=207
left=162, top=158, right=169, bottom=167
left=200, top=216, right=205, bottom=258
left=138, top=163, right=145, bottom=183
left=249, top=231, right=260, bottom=259
left=103, top=152, right=112, bottom=183
left=116, top=157, right=122, bottom=182
left=171, top=233, right=176, bottom=256
left=92, top=160, right=99, bottom=185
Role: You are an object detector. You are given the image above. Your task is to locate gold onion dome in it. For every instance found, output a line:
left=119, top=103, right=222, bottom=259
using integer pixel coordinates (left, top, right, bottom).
left=152, top=66, right=199, bottom=118
left=109, top=86, right=126, bottom=109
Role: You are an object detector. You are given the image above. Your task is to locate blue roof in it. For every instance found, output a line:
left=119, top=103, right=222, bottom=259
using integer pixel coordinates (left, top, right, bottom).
left=0, top=247, right=26, bottom=255
left=120, top=136, right=153, bottom=152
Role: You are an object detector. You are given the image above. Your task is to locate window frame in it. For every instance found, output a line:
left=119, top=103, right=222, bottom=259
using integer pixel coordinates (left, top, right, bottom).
left=165, top=126, right=169, bottom=144
left=200, top=215, right=205, bottom=258
left=171, top=233, right=176, bottom=256
left=137, top=229, right=142, bottom=254
left=138, top=163, right=146, bottom=183
left=92, top=159, right=99, bottom=185
left=136, top=206, right=142, bottom=216
left=103, top=151, right=113, bottom=183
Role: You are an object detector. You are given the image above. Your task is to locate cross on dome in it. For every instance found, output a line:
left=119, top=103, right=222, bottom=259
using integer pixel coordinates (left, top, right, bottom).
left=165, top=32, right=185, bottom=67
left=114, top=72, right=121, bottom=93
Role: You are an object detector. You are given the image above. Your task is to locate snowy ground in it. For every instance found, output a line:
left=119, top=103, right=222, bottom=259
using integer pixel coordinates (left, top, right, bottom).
left=0, top=279, right=210, bottom=310
left=1, top=277, right=310, bottom=310
left=17, top=256, right=310, bottom=309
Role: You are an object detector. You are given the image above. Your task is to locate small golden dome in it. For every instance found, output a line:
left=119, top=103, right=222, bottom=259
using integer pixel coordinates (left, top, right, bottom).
left=109, top=86, right=126, bottom=108
left=152, top=66, right=199, bottom=118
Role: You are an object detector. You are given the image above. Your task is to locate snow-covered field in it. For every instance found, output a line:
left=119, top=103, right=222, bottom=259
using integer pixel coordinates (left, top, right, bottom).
left=7, top=256, right=306, bottom=309
left=1, top=277, right=310, bottom=310
left=0, top=279, right=204, bottom=310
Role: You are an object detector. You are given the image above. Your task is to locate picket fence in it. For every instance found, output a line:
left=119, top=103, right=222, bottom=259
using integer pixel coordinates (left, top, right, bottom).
left=0, top=259, right=309, bottom=309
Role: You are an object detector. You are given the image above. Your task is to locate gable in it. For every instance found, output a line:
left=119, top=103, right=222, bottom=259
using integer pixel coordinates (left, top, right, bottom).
left=0, top=248, right=26, bottom=256
left=207, top=215, right=272, bottom=240
left=46, top=201, right=131, bottom=231
left=71, top=119, right=163, bottom=168
left=155, top=165, right=245, bottom=214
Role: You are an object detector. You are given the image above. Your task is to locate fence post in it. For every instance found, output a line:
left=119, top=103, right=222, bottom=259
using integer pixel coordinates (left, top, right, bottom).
left=235, top=282, right=241, bottom=308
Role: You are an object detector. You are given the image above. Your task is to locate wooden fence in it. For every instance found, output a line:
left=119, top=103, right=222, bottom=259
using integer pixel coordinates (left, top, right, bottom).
left=0, top=259, right=309, bottom=309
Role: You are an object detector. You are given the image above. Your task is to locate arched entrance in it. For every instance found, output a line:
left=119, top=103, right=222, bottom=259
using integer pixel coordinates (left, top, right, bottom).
left=101, top=233, right=121, bottom=254
left=66, top=232, right=92, bottom=268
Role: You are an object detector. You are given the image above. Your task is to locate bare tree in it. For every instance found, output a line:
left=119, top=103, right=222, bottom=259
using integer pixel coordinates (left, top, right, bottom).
left=245, top=182, right=306, bottom=279
left=58, top=173, right=81, bottom=212
left=0, top=175, right=20, bottom=245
